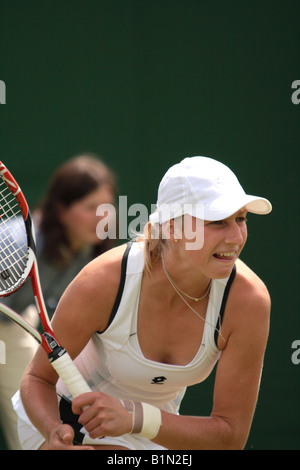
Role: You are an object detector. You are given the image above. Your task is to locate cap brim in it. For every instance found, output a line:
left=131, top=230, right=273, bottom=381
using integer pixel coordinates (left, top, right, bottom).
left=244, top=195, right=272, bottom=215
left=149, top=195, right=272, bottom=223
left=202, top=194, right=272, bottom=221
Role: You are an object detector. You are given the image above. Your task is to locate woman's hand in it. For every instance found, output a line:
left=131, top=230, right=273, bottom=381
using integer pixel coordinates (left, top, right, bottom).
left=72, top=392, right=133, bottom=439
left=47, top=423, right=94, bottom=450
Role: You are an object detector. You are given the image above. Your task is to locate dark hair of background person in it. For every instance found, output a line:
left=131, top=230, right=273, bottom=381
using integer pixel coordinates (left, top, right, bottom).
left=37, top=153, right=118, bottom=267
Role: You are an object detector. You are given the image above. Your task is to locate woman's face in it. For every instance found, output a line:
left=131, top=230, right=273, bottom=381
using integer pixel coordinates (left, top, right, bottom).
left=59, top=185, right=115, bottom=251
left=177, top=209, right=248, bottom=279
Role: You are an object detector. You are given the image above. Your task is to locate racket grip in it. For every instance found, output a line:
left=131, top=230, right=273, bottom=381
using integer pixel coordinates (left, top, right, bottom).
left=50, top=351, right=91, bottom=397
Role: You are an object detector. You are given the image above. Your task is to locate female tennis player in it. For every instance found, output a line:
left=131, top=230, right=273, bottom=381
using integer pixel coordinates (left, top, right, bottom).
left=13, top=156, right=272, bottom=450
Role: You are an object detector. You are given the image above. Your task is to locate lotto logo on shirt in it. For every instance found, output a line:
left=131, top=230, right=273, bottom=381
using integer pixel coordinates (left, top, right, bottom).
left=151, top=376, right=167, bottom=384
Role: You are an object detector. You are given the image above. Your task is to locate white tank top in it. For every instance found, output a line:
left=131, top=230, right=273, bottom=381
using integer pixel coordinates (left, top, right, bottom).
left=57, top=242, right=236, bottom=415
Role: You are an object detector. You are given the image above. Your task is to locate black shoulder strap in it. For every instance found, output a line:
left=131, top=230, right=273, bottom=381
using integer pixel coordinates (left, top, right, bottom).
left=214, top=264, right=237, bottom=347
left=98, top=242, right=133, bottom=333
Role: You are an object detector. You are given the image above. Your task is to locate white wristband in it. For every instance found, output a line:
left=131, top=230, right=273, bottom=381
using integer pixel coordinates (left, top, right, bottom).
left=121, top=400, right=162, bottom=440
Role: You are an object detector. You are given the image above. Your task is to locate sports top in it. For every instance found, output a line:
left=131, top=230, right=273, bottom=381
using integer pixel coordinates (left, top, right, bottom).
left=57, top=241, right=236, bottom=415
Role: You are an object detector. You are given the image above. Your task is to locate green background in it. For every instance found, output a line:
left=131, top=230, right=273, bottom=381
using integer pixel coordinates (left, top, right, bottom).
left=0, top=0, right=299, bottom=450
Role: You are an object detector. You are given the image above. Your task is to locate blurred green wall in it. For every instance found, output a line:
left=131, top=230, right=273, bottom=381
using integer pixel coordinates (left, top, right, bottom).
left=0, top=0, right=299, bottom=450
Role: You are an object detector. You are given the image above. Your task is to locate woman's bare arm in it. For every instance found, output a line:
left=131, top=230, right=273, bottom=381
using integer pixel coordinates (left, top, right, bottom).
left=152, top=265, right=271, bottom=450
left=20, top=245, right=126, bottom=448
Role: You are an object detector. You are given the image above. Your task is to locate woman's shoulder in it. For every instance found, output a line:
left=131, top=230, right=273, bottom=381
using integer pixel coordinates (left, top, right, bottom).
left=79, top=243, right=129, bottom=285
left=57, top=244, right=130, bottom=333
left=232, top=258, right=271, bottom=313
left=218, top=259, right=271, bottom=351
left=66, top=244, right=128, bottom=305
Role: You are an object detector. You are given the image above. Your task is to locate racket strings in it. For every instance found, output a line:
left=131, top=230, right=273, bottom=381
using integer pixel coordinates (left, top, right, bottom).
left=0, top=178, right=29, bottom=291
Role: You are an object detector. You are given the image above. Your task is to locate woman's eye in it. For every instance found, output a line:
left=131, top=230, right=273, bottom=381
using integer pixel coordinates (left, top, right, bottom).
left=211, top=220, right=223, bottom=225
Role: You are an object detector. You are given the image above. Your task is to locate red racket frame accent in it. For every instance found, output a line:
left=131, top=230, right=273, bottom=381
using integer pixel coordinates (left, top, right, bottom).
left=0, top=162, right=29, bottom=220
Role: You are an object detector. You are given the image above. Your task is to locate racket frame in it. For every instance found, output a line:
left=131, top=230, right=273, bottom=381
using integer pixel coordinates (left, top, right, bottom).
left=0, top=161, right=91, bottom=396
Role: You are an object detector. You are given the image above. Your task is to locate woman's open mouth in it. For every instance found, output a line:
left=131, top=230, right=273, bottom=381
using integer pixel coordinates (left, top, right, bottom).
left=213, top=251, right=236, bottom=261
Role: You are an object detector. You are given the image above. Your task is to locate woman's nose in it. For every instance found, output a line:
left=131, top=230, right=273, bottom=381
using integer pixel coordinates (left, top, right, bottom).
left=224, top=222, right=245, bottom=245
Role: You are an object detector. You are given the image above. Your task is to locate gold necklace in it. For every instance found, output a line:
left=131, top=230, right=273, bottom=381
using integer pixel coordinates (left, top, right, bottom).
left=161, top=251, right=225, bottom=341
left=161, top=251, right=211, bottom=301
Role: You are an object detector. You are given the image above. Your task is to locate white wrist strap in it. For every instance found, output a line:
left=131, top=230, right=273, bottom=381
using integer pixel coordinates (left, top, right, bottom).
left=121, top=400, right=162, bottom=440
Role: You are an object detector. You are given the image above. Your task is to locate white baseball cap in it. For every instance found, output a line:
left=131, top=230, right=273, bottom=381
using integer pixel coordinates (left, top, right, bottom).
left=149, top=156, right=272, bottom=224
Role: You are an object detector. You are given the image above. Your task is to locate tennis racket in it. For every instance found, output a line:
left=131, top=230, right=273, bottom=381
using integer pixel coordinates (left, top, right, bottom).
left=0, top=161, right=91, bottom=398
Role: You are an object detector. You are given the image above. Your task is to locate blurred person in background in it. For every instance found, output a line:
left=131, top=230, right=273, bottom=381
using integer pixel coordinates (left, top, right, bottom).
left=0, top=153, right=118, bottom=449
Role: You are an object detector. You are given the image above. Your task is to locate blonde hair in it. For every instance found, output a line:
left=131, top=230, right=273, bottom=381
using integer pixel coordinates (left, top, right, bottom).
left=136, top=216, right=188, bottom=273
left=136, top=221, right=168, bottom=274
